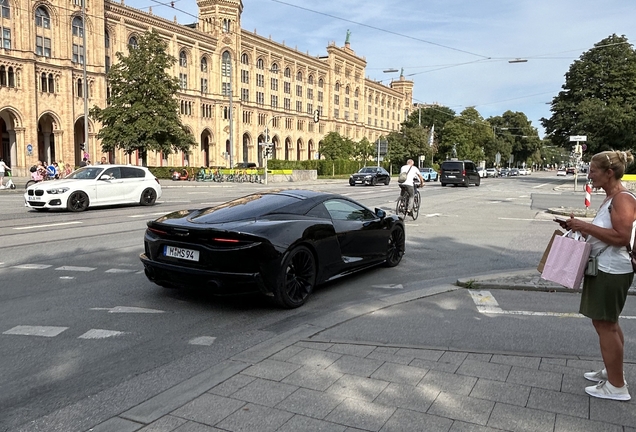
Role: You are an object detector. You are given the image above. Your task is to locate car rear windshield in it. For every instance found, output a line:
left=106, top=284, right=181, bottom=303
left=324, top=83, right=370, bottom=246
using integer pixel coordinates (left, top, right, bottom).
left=190, top=193, right=300, bottom=224
left=441, top=162, right=463, bottom=171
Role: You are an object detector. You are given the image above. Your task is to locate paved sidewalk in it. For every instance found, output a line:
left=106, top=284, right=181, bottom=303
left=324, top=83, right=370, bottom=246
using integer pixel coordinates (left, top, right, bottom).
left=72, top=278, right=636, bottom=432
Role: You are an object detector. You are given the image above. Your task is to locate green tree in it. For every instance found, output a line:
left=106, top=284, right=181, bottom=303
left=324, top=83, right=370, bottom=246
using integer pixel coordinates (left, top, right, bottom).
left=439, top=107, right=490, bottom=162
left=353, top=137, right=374, bottom=163
left=406, top=105, right=456, bottom=151
left=90, top=30, right=196, bottom=163
left=318, top=132, right=353, bottom=160
left=542, top=34, right=636, bottom=154
left=488, top=111, right=541, bottom=167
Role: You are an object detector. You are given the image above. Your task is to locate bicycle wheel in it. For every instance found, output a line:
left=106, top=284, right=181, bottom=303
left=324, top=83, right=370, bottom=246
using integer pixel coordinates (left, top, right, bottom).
left=412, top=191, right=420, bottom=220
left=395, top=193, right=407, bottom=218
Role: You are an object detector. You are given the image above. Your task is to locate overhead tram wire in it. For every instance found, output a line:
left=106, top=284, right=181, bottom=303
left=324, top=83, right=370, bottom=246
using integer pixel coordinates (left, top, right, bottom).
left=269, top=0, right=491, bottom=60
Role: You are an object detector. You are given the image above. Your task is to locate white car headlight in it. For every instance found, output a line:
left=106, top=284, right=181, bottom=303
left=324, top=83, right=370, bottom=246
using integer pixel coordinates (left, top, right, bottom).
left=47, top=187, right=70, bottom=194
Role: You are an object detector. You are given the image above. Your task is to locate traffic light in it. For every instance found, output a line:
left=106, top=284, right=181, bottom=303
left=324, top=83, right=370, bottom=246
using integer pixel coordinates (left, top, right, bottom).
left=313, top=109, right=320, bottom=123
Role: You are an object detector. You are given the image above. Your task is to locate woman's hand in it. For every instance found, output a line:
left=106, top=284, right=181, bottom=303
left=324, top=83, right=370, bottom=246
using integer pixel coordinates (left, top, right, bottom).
left=565, top=214, right=588, bottom=234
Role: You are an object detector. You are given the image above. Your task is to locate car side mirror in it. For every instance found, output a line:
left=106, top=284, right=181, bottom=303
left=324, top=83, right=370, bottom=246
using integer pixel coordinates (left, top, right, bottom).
left=100, top=174, right=112, bottom=180
left=375, top=208, right=386, bottom=219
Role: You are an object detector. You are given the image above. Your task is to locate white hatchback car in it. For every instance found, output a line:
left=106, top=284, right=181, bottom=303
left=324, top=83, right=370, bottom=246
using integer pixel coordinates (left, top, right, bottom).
left=24, top=165, right=162, bottom=212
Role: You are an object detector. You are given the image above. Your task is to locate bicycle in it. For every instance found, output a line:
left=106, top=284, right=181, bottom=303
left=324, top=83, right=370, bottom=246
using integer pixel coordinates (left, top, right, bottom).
left=396, top=183, right=421, bottom=220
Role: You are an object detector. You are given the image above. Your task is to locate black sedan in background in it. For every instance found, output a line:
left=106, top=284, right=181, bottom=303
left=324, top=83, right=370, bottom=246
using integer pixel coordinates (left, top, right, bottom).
left=349, top=166, right=391, bottom=186
left=140, top=190, right=405, bottom=308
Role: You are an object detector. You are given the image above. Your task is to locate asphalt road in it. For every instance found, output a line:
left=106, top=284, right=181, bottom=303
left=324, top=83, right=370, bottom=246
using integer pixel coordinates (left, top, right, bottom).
left=0, top=171, right=626, bottom=431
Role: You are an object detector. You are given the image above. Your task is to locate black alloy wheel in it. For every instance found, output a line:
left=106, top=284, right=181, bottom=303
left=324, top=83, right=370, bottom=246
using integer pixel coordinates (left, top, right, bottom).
left=274, top=245, right=317, bottom=308
left=67, top=191, right=89, bottom=212
left=385, top=178, right=390, bottom=185
left=385, top=226, right=405, bottom=267
left=371, top=177, right=377, bottom=186
left=140, top=188, right=157, bottom=206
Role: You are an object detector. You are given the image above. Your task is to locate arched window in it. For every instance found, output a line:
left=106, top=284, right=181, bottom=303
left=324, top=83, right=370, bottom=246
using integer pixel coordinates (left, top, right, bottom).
left=0, top=66, right=6, bottom=86
left=40, top=72, right=47, bottom=91
left=35, top=7, right=50, bottom=28
left=200, top=57, right=207, bottom=72
left=104, top=30, right=110, bottom=48
left=318, top=78, right=323, bottom=88
left=296, top=71, right=302, bottom=82
left=179, top=50, right=187, bottom=67
left=221, top=51, right=231, bottom=96
left=72, top=16, right=84, bottom=37
left=7, top=66, right=14, bottom=87
left=308, top=75, right=314, bottom=85
left=271, top=63, right=278, bottom=73
left=222, top=18, right=230, bottom=33
left=345, top=86, right=350, bottom=95
left=48, top=73, right=54, bottom=93
left=284, top=67, right=291, bottom=78
left=1, top=0, right=10, bottom=19
left=221, top=51, right=231, bottom=77
left=241, top=53, right=249, bottom=65
left=335, top=82, right=340, bottom=92
left=128, top=36, right=138, bottom=49
left=77, top=78, right=83, bottom=97
left=256, top=58, right=264, bottom=70
left=354, top=88, right=359, bottom=97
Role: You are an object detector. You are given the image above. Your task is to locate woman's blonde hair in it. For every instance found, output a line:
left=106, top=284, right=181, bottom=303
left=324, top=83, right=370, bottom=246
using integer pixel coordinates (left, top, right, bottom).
left=591, top=150, right=634, bottom=179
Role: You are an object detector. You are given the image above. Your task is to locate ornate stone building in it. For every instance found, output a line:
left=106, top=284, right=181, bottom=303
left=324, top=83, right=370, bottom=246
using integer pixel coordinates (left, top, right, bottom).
left=0, top=0, right=414, bottom=175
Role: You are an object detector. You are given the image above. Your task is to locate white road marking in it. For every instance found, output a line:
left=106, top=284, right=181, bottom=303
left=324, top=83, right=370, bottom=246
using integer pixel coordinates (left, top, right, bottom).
left=128, top=212, right=167, bottom=218
left=90, top=306, right=165, bottom=314
left=14, top=221, right=82, bottom=230
left=424, top=213, right=441, bottom=218
left=372, top=284, right=404, bottom=289
left=59, top=276, right=75, bottom=280
left=3, top=325, right=68, bottom=337
left=78, top=329, right=126, bottom=339
left=55, top=266, right=95, bottom=272
left=532, top=183, right=550, bottom=189
left=12, top=264, right=52, bottom=269
left=469, top=290, right=636, bottom=319
left=189, top=336, right=217, bottom=346
left=105, top=268, right=137, bottom=273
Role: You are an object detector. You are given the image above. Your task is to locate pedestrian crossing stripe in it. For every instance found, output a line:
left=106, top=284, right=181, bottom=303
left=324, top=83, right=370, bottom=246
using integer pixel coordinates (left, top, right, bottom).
left=78, top=329, right=127, bottom=339
left=468, top=290, right=636, bottom=319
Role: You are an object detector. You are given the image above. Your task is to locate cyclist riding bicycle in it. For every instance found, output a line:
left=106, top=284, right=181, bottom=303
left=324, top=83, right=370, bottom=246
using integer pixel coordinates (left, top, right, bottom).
left=399, top=159, right=425, bottom=216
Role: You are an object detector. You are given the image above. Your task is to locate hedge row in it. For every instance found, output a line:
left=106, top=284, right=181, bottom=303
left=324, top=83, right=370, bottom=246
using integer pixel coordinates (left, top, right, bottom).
left=147, top=160, right=393, bottom=179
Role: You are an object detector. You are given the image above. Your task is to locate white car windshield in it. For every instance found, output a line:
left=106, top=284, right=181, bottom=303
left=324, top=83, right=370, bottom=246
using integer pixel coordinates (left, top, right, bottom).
left=66, top=167, right=104, bottom=180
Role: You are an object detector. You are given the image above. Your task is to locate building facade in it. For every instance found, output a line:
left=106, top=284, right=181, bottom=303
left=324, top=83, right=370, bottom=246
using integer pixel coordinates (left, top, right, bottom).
left=0, top=0, right=414, bottom=175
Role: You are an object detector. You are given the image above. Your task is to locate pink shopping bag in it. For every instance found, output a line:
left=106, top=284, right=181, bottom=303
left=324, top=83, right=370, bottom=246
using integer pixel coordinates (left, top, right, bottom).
left=541, top=231, right=591, bottom=289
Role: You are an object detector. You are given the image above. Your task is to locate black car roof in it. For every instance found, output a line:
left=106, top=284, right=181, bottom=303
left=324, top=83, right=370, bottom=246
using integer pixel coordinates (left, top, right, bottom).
left=187, top=189, right=348, bottom=224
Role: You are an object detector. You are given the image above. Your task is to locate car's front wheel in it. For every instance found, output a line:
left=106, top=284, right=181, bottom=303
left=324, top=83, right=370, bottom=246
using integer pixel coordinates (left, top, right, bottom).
left=274, top=246, right=316, bottom=308
left=385, top=225, right=405, bottom=267
left=140, top=188, right=157, bottom=206
left=67, top=191, right=89, bottom=212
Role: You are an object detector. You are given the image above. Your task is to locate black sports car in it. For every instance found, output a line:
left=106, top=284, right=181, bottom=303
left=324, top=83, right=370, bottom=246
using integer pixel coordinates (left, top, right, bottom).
left=140, top=190, right=405, bottom=308
left=349, top=167, right=391, bottom=186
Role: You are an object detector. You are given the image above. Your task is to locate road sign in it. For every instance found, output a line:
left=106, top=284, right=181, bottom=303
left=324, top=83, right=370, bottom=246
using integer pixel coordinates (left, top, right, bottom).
left=569, top=135, right=587, bottom=141
left=495, top=152, right=501, bottom=164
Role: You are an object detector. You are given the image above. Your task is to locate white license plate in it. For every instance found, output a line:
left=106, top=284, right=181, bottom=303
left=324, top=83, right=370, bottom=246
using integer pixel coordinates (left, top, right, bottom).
left=164, top=245, right=199, bottom=261
left=447, top=175, right=456, bottom=178
left=355, top=180, right=363, bottom=183
left=28, top=196, right=41, bottom=201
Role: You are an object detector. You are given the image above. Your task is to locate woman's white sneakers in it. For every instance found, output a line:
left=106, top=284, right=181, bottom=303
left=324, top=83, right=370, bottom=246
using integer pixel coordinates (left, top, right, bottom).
left=584, top=368, right=608, bottom=382
left=585, top=380, right=631, bottom=401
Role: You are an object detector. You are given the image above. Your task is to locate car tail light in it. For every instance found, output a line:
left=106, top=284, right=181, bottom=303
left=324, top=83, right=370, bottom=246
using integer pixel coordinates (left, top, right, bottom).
left=212, top=238, right=240, bottom=243
left=148, top=227, right=168, bottom=236
left=462, top=169, right=466, bottom=176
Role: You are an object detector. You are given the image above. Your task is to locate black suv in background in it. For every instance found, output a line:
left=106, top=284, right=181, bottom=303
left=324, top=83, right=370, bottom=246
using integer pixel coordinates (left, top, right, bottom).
left=440, top=160, right=481, bottom=187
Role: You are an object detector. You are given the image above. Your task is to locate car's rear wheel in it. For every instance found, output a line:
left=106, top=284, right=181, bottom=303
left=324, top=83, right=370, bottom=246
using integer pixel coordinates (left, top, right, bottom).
left=140, top=188, right=157, bottom=206
left=385, top=179, right=390, bottom=185
left=371, top=177, right=377, bottom=186
left=274, top=245, right=316, bottom=308
left=385, top=226, right=405, bottom=267
left=476, top=178, right=481, bottom=187
left=67, top=191, right=89, bottom=212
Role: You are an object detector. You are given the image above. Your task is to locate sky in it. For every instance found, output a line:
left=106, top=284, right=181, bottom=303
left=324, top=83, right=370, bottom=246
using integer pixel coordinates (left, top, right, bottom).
left=126, top=0, right=635, bottom=138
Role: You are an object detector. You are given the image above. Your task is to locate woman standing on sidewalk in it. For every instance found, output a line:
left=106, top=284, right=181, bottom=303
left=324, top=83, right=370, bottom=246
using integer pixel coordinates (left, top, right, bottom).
left=562, top=150, right=636, bottom=401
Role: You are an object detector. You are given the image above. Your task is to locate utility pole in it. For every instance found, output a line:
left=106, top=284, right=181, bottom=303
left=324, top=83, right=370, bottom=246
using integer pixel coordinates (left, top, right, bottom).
left=81, top=0, right=89, bottom=162
left=228, top=59, right=234, bottom=169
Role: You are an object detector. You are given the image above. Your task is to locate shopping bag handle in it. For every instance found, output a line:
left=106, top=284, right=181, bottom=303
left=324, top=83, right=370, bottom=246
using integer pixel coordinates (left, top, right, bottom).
left=563, top=229, right=585, bottom=241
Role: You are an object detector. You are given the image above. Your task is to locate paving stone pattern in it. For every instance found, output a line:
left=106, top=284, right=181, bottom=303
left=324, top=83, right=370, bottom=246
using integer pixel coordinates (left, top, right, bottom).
left=99, top=340, right=636, bottom=432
